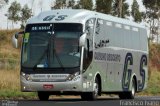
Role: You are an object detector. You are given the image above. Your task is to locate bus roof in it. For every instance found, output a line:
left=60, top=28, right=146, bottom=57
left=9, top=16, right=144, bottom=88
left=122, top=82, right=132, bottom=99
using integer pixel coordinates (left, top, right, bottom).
left=27, top=9, right=145, bottom=29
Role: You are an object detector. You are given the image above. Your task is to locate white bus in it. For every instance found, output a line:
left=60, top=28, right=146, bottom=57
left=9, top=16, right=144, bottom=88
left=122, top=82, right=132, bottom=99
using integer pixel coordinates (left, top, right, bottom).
left=12, top=9, right=148, bottom=100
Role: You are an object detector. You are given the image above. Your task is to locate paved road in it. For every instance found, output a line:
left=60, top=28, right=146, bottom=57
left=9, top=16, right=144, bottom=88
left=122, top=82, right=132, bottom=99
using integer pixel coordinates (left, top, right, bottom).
left=1, top=96, right=160, bottom=106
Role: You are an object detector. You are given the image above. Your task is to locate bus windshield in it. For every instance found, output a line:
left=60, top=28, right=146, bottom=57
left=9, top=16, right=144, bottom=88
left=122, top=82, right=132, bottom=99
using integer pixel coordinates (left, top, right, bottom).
left=22, top=23, right=82, bottom=68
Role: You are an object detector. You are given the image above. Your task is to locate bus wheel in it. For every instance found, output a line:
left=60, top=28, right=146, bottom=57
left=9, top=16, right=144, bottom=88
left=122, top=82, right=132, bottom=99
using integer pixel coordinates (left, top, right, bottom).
left=81, top=93, right=88, bottom=100
left=93, top=78, right=99, bottom=99
left=127, top=79, right=136, bottom=99
left=81, top=78, right=99, bottom=100
left=38, top=92, right=49, bottom=101
left=119, top=79, right=136, bottom=99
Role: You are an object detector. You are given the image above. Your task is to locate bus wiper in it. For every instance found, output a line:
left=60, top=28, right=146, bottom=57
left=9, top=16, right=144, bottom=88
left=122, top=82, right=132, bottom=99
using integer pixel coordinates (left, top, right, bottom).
left=52, top=40, right=65, bottom=71
left=33, top=42, right=49, bottom=70
left=51, top=24, right=65, bottom=71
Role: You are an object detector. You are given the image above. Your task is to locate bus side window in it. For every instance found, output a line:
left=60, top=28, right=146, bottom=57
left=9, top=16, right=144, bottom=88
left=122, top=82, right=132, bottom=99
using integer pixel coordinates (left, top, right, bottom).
left=83, top=43, right=92, bottom=70
left=83, top=19, right=95, bottom=70
left=85, top=18, right=96, bottom=52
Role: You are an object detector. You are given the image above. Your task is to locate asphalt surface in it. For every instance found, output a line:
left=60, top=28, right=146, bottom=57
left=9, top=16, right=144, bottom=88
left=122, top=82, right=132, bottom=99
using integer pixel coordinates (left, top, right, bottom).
left=1, top=96, right=160, bottom=106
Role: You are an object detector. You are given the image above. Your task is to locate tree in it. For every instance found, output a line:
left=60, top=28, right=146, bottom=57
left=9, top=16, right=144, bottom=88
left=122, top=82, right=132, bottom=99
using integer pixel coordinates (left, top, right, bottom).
left=51, top=0, right=67, bottom=9
left=51, top=0, right=93, bottom=10
left=112, top=0, right=130, bottom=18
left=7, top=1, right=21, bottom=29
left=20, top=4, right=32, bottom=29
left=66, top=0, right=80, bottom=9
left=112, top=0, right=123, bottom=17
left=131, top=0, right=142, bottom=22
left=96, top=0, right=112, bottom=14
left=0, top=0, right=8, bottom=9
left=79, top=0, right=93, bottom=10
left=67, top=0, right=75, bottom=8
left=122, top=1, right=130, bottom=18
left=142, top=0, right=160, bottom=43
left=73, top=1, right=81, bottom=9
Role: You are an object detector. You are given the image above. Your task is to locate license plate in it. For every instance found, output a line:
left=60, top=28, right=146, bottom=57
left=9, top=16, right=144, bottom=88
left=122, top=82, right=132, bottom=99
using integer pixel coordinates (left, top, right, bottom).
left=43, top=84, right=54, bottom=89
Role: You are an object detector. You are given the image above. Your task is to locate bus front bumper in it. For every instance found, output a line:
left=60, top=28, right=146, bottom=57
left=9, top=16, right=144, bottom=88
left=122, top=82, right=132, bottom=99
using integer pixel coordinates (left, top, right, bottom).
left=20, top=76, right=83, bottom=92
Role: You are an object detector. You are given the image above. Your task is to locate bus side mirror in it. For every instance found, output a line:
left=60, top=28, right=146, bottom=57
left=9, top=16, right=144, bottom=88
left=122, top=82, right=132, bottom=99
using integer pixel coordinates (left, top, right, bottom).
left=79, top=33, right=87, bottom=47
left=12, top=31, right=24, bottom=48
left=12, top=33, right=19, bottom=48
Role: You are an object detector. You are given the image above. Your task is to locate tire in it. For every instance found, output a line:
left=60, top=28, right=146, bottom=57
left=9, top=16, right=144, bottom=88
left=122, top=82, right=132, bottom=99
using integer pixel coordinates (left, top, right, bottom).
left=81, top=93, right=89, bottom=100
left=81, top=78, right=100, bottom=100
left=38, top=92, right=49, bottom=101
left=119, top=92, right=126, bottom=99
left=119, top=79, right=136, bottom=99
left=127, top=79, right=136, bottom=99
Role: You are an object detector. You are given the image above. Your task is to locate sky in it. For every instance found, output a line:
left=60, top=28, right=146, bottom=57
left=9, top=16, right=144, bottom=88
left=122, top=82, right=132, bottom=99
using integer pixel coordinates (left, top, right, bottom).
left=0, top=0, right=145, bottom=29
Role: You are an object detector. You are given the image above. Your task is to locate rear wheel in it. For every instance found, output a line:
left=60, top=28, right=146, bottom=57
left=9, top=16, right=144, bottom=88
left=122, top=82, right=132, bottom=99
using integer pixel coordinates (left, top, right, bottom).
left=81, top=93, right=89, bottom=100
left=119, top=79, right=136, bottom=99
left=38, top=92, right=49, bottom=101
left=81, top=78, right=100, bottom=100
left=128, top=79, right=136, bottom=99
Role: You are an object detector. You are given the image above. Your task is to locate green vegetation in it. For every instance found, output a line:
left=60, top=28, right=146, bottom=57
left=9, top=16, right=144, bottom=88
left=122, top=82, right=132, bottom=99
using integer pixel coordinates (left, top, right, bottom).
left=131, top=0, right=142, bottom=22
left=139, top=68, right=160, bottom=95
left=79, top=0, right=93, bottom=10
left=0, top=30, right=20, bottom=70
left=6, top=1, right=32, bottom=29
left=0, top=90, right=36, bottom=99
left=112, top=0, right=130, bottom=18
left=96, top=0, right=113, bottom=14
left=0, top=30, right=160, bottom=99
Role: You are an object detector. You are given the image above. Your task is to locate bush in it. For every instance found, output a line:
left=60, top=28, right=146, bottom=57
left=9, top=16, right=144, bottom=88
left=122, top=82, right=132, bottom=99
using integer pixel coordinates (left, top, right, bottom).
left=0, top=31, right=7, bottom=42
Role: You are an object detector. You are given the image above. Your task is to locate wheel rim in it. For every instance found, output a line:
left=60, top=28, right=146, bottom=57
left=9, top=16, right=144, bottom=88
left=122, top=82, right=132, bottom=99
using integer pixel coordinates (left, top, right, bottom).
left=94, top=82, right=98, bottom=97
left=131, top=81, right=135, bottom=96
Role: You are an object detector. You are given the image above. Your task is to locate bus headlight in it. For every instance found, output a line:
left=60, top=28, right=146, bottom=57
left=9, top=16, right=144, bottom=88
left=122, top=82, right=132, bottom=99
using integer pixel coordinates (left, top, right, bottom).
left=66, top=72, right=80, bottom=81
left=21, top=72, right=32, bottom=81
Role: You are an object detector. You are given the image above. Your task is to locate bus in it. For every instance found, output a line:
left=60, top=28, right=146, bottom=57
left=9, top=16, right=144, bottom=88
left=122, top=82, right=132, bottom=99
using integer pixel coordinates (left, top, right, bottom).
left=12, top=9, right=148, bottom=100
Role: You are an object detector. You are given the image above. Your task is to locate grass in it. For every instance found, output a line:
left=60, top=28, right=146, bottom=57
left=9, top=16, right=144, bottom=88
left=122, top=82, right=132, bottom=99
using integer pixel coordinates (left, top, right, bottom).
left=0, top=90, right=36, bottom=99
left=0, top=69, right=20, bottom=90
left=0, top=69, right=37, bottom=99
left=0, top=29, right=37, bottom=99
left=138, top=68, right=160, bottom=96
left=0, top=30, right=20, bottom=70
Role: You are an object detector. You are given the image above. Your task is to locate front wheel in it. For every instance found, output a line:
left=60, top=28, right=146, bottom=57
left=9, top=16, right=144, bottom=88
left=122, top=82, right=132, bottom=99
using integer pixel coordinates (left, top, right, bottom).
left=119, top=79, right=136, bottom=99
left=81, top=78, right=100, bottom=100
left=38, top=92, right=49, bottom=101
